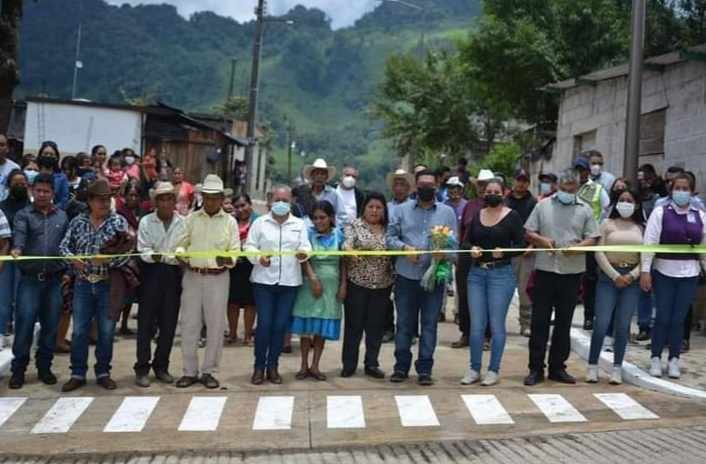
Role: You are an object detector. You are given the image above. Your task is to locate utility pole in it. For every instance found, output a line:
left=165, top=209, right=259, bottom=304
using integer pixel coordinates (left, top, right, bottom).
left=226, top=58, right=238, bottom=103
left=71, top=23, right=83, bottom=100
left=287, top=121, right=296, bottom=185
left=244, top=0, right=266, bottom=194
left=623, top=0, right=646, bottom=187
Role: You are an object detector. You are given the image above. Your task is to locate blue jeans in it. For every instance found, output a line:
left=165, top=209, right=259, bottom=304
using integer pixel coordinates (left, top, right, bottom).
left=638, top=288, right=654, bottom=331
left=10, top=275, right=62, bottom=373
left=71, top=280, right=115, bottom=379
left=0, top=262, right=20, bottom=334
left=588, top=270, right=640, bottom=366
left=651, top=271, right=698, bottom=359
left=468, top=264, right=517, bottom=373
left=253, top=283, right=298, bottom=370
left=393, top=275, right=445, bottom=376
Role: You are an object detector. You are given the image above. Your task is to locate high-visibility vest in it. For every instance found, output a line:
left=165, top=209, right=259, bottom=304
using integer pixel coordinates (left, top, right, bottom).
left=578, top=181, right=603, bottom=221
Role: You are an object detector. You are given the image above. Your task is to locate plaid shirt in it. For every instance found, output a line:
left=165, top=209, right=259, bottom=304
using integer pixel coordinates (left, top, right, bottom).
left=59, top=212, right=129, bottom=278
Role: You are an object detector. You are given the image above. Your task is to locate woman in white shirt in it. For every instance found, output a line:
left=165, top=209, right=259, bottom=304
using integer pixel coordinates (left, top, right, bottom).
left=641, top=173, right=706, bottom=379
left=244, top=186, right=312, bottom=385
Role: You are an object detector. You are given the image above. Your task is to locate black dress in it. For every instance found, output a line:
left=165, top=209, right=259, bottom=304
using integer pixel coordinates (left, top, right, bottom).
left=228, top=216, right=256, bottom=305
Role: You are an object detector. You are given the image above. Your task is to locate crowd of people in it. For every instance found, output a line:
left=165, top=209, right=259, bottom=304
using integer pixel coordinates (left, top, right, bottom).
left=0, top=131, right=704, bottom=392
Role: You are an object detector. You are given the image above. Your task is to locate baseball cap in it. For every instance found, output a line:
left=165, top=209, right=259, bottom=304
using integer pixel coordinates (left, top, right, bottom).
left=514, top=169, right=530, bottom=181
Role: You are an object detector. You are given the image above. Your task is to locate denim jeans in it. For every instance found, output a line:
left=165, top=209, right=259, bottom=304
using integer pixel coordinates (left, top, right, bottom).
left=0, top=262, right=20, bottom=334
left=588, top=269, right=640, bottom=366
left=651, top=271, right=698, bottom=360
left=10, top=274, right=62, bottom=374
left=638, top=288, right=654, bottom=331
left=393, top=275, right=445, bottom=376
left=71, top=280, right=115, bottom=379
left=253, top=283, right=298, bottom=370
left=468, top=264, right=517, bottom=373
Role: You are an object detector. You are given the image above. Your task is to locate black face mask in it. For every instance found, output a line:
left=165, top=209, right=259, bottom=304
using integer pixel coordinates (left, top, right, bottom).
left=417, top=186, right=436, bottom=202
left=484, top=194, right=503, bottom=207
left=10, top=186, right=27, bottom=200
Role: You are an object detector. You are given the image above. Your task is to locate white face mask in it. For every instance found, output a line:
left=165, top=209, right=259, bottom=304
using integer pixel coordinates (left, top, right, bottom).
left=341, top=175, right=356, bottom=189
left=590, top=164, right=602, bottom=177
left=615, top=201, right=635, bottom=218
left=125, top=156, right=136, bottom=165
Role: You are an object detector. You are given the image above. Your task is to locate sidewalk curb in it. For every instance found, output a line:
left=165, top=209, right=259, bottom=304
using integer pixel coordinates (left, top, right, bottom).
left=0, top=323, right=41, bottom=379
left=570, top=327, right=706, bottom=401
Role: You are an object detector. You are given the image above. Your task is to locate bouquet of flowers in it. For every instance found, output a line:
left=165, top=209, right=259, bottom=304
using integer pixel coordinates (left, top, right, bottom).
left=421, top=225, right=457, bottom=292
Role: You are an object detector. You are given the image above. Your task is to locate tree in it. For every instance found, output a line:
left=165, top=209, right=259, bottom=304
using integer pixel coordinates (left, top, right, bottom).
left=214, top=96, right=249, bottom=121
left=0, top=0, right=23, bottom=133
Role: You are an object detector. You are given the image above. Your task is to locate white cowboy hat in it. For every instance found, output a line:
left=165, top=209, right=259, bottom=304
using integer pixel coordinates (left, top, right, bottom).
left=149, top=181, right=176, bottom=200
left=303, top=158, right=336, bottom=181
left=386, top=169, right=414, bottom=190
left=475, top=169, right=495, bottom=182
left=446, top=176, right=464, bottom=188
left=201, top=174, right=224, bottom=195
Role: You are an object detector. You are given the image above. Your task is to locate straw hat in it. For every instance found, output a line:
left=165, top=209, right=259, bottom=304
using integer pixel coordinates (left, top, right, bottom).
left=386, top=169, right=414, bottom=190
left=201, top=174, right=224, bottom=195
left=446, top=176, right=464, bottom=189
left=303, top=158, right=336, bottom=181
left=149, top=181, right=176, bottom=200
left=475, top=169, right=495, bottom=182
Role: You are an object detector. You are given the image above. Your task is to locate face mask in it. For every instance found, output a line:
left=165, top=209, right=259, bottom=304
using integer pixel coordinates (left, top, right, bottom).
left=125, top=156, right=136, bottom=165
left=672, top=190, right=691, bottom=207
left=590, top=164, right=602, bottom=177
left=271, top=201, right=291, bottom=216
left=615, top=201, right=635, bottom=218
left=24, top=169, right=38, bottom=184
left=10, top=186, right=27, bottom=200
left=417, top=186, right=436, bottom=202
left=539, top=182, right=552, bottom=195
left=556, top=190, right=576, bottom=205
left=483, top=194, right=503, bottom=207
left=341, top=175, right=356, bottom=189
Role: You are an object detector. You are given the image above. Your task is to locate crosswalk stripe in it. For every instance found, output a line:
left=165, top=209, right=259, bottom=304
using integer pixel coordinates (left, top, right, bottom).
left=104, top=396, right=160, bottom=432
left=462, top=395, right=514, bottom=425
left=0, top=398, right=26, bottom=428
left=31, top=397, right=94, bottom=434
left=594, top=393, right=659, bottom=420
left=395, top=395, right=440, bottom=427
left=327, top=395, right=366, bottom=429
left=253, top=396, right=294, bottom=431
left=528, top=394, right=587, bottom=423
left=178, top=396, right=227, bottom=432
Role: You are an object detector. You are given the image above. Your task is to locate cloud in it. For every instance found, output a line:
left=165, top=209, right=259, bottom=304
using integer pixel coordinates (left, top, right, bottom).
left=104, top=0, right=380, bottom=28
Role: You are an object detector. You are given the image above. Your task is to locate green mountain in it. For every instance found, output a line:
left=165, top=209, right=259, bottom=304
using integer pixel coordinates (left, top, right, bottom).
left=17, top=0, right=481, bottom=190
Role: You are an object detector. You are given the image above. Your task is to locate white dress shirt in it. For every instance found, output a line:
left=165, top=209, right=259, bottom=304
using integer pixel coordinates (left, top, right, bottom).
left=174, top=208, right=240, bottom=269
left=137, top=211, right=186, bottom=266
left=245, top=212, right=312, bottom=287
left=337, top=185, right=357, bottom=224
left=641, top=202, right=706, bottom=278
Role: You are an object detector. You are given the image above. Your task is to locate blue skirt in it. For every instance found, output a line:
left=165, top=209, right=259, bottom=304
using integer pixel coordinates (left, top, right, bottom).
left=290, top=316, right=341, bottom=341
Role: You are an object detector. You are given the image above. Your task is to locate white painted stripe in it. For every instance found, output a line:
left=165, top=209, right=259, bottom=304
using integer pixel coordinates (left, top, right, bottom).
left=31, top=397, right=94, bottom=434
left=104, top=396, right=160, bottom=432
left=0, top=397, right=26, bottom=428
left=594, top=393, right=659, bottom=420
left=462, top=395, right=514, bottom=425
left=327, top=396, right=366, bottom=429
left=528, top=394, right=587, bottom=423
left=395, top=395, right=440, bottom=427
left=253, top=396, right=295, bottom=430
left=178, top=396, right=227, bottom=432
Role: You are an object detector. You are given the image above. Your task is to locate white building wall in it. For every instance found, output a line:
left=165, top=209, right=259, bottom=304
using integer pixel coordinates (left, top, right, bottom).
left=535, top=59, right=706, bottom=193
left=24, top=102, right=142, bottom=156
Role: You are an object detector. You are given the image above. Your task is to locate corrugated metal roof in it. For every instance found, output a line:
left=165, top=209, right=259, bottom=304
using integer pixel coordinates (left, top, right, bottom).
left=548, top=44, right=706, bottom=90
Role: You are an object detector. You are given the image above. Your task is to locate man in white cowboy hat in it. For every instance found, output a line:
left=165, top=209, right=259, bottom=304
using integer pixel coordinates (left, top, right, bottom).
left=386, top=168, right=414, bottom=216
left=134, top=181, right=186, bottom=388
left=173, top=174, right=239, bottom=389
left=303, top=158, right=347, bottom=225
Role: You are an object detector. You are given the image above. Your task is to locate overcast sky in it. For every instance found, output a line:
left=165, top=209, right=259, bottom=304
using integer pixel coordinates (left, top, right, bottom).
left=105, top=0, right=380, bottom=29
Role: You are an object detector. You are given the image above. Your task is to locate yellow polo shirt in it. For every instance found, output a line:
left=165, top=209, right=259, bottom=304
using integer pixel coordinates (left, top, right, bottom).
left=175, top=208, right=239, bottom=269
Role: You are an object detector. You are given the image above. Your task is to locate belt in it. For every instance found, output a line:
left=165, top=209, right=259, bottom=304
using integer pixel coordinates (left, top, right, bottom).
left=81, top=273, right=109, bottom=284
left=611, top=262, right=638, bottom=269
left=22, top=271, right=61, bottom=282
left=189, top=267, right=227, bottom=276
left=474, top=260, right=511, bottom=269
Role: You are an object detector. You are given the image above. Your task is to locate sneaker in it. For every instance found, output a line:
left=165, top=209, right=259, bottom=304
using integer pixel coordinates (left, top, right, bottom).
left=481, top=371, right=499, bottom=386
left=635, top=330, right=650, bottom=341
left=460, top=369, right=480, bottom=385
left=609, top=366, right=623, bottom=385
left=649, top=357, right=662, bottom=377
left=586, top=365, right=599, bottom=383
left=668, top=357, right=680, bottom=379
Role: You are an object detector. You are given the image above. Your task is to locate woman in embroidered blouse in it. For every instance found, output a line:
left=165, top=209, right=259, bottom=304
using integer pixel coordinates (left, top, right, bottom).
left=290, top=201, right=346, bottom=381
left=641, top=173, right=706, bottom=379
left=341, top=192, right=394, bottom=379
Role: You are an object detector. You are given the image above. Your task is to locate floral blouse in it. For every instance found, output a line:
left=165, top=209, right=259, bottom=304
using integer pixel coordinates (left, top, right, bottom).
left=343, top=218, right=394, bottom=289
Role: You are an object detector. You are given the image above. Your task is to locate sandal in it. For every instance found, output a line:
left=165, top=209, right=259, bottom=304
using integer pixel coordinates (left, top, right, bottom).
left=295, top=369, right=310, bottom=380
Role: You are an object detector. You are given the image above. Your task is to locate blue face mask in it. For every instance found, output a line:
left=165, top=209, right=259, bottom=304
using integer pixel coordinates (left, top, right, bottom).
left=539, top=182, right=552, bottom=195
left=672, top=190, right=691, bottom=207
left=24, top=169, right=39, bottom=184
left=271, top=201, right=291, bottom=217
left=556, top=190, right=576, bottom=205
